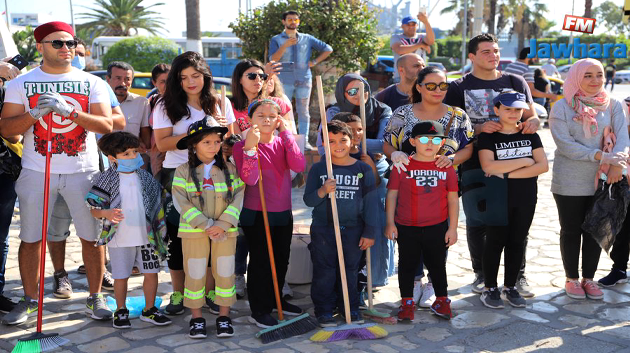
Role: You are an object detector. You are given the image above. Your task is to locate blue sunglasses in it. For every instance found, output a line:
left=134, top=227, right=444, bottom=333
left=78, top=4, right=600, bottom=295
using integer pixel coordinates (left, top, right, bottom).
left=416, top=136, right=443, bottom=145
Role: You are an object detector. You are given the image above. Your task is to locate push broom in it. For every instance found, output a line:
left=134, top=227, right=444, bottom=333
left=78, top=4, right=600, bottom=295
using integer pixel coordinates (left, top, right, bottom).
left=13, top=113, right=69, bottom=353
left=310, top=76, right=388, bottom=342
left=356, top=84, right=396, bottom=326
left=254, top=156, right=318, bottom=344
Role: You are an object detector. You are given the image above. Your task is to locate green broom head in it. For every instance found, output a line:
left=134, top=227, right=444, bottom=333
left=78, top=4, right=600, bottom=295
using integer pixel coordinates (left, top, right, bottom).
left=255, top=313, right=319, bottom=344
left=12, top=332, right=69, bottom=353
left=310, top=323, right=388, bottom=342
left=363, top=308, right=397, bottom=325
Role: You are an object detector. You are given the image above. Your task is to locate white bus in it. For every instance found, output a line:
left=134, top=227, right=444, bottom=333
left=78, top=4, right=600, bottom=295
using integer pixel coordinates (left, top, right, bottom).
left=90, top=36, right=242, bottom=68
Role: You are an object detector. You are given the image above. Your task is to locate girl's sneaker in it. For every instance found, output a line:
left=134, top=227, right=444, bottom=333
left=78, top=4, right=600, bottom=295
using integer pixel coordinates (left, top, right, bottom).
left=112, top=308, right=131, bottom=329
left=598, top=269, right=628, bottom=287
left=501, top=287, right=526, bottom=308
left=480, top=287, right=504, bottom=309
left=418, top=282, right=436, bottom=309
left=565, top=280, right=586, bottom=299
left=140, top=306, right=172, bottom=326
left=165, top=291, right=185, bottom=315
left=216, top=316, right=234, bottom=337
left=189, top=317, right=207, bottom=339
left=397, top=298, right=415, bottom=322
left=581, top=279, right=604, bottom=300
left=412, top=280, right=423, bottom=304
left=430, top=297, right=452, bottom=320
left=249, top=312, right=279, bottom=328
left=205, top=292, right=220, bottom=315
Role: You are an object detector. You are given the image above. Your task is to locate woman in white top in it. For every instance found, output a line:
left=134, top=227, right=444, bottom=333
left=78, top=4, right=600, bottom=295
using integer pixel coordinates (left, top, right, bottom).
left=153, top=51, right=236, bottom=315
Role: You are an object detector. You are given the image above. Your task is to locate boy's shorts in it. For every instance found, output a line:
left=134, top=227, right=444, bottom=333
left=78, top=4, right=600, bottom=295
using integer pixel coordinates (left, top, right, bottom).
left=108, top=244, right=161, bottom=279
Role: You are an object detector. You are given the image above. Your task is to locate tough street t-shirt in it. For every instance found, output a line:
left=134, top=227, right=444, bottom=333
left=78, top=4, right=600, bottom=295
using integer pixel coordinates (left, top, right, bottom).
left=387, top=158, right=458, bottom=227
left=4, top=67, right=110, bottom=174
left=477, top=131, right=543, bottom=206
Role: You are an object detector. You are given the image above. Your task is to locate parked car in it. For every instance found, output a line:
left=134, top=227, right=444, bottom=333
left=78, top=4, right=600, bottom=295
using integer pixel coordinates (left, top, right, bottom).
left=428, top=62, right=446, bottom=72
left=88, top=70, right=154, bottom=97
left=614, top=70, right=630, bottom=84
left=557, top=64, right=572, bottom=80
left=363, top=55, right=395, bottom=92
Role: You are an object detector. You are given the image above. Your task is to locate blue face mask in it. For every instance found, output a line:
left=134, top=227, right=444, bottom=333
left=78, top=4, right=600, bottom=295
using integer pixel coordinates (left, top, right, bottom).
left=117, top=154, right=144, bottom=173
left=72, top=55, right=86, bottom=70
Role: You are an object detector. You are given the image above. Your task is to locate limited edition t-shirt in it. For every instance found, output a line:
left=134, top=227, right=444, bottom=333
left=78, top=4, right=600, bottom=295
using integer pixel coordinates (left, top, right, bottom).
left=477, top=131, right=543, bottom=206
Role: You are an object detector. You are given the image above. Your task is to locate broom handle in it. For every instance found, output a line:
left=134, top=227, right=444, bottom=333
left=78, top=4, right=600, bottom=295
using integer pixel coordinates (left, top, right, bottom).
left=316, top=76, right=351, bottom=324
left=37, top=115, right=53, bottom=333
left=366, top=247, right=374, bottom=311
left=359, top=84, right=367, bottom=155
left=221, top=85, right=227, bottom=122
left=256, top=156, right=284, bottom=321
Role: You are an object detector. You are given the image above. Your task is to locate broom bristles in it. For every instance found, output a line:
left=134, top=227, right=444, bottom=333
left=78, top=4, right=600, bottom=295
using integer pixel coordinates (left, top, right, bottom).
left=310, top=323, right=388, bottom=342
left=363, top=309, right=397, bottom=325
left=256, top=313, right=319, bottom=344
left=12, top=332, right=69, bottom=353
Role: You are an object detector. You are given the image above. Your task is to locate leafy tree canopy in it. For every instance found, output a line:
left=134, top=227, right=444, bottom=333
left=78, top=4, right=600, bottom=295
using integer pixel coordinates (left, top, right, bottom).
left=102, top=36, right=179, bottom=72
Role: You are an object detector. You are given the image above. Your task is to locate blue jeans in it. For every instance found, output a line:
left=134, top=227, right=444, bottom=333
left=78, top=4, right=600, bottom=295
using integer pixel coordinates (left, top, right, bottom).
left=309, top=224, right=363, bottom=317
left=235, top=233, right=248, bottom=275
left=0, top=174, right=17, bottom=294
left=283, top=79, right=313, bottom=139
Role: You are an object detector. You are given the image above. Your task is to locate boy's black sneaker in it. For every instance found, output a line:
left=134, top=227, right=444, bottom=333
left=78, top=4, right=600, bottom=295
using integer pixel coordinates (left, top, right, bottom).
left=317, top=314, right=337, bottom=328
left=248, top=312, right=278, bottom=328
left=112, top=308, right=131, bottom=329
left=216, top=316, right=234, bottom=337
left=140, top=306, right=172, bottom=326
left=341, top=311, right=364, bottom=324
left=0, top=295, right=16, bottom=314
left=205, top=292, right=220, bottom=315
left=480, top=287, right=504, bottom=309
left=599, top=268, right=628, bottom=287
left=189, top=317, right=207, bottom=339
left=272, top=300, right=303, bottom=316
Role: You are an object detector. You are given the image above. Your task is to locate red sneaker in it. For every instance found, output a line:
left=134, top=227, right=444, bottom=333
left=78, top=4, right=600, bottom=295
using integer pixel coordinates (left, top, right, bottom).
left=431, top=296, right=452, bottom=320
left=397, top=298, right=415, bottom=322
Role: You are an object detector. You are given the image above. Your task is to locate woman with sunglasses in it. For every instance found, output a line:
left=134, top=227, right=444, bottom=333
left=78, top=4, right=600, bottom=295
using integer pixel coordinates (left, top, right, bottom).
left=153, top=51, right=236, bottom=316
left=383, top=66, right=474, bottom=308
left=231, top=59, right=294, bottom=136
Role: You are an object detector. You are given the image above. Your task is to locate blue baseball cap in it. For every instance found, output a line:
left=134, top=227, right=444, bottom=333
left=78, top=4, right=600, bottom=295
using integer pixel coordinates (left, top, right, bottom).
left=493, top=91, right=530, bottom=109
left=401, top=16, right=418, bottom=25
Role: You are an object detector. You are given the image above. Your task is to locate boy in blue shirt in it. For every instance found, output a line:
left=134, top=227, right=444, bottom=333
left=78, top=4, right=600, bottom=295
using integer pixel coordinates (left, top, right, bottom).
left=303, top=120, right=379, bottom=327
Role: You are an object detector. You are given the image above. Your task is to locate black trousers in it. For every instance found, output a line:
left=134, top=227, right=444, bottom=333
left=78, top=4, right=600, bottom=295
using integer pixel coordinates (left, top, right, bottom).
left=553, top=194, right=601, bottom=279
left=396, top=221, right=449, bottom=298
left=610, top=208, right=630, bottom=272
left=483, top=206, right=536, bottom=288
left=242, top=211, right=293, bottom=315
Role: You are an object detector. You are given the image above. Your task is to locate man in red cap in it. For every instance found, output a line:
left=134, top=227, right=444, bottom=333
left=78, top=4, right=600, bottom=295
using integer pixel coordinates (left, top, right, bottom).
left=0, top=21, right=114, bottom=325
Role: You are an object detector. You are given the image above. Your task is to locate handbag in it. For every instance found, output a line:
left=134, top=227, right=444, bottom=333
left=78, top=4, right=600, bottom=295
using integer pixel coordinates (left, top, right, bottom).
left=0, top=138, right=22, bottom=181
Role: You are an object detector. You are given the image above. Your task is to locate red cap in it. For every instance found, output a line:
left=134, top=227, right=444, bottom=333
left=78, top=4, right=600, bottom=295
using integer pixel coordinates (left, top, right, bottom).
left=34, top=21, right=75, bottom=43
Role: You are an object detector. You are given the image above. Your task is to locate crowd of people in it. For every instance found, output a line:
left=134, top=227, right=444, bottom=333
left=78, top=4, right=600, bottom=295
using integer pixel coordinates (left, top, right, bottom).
left=0, top=10, right=628, bottom=342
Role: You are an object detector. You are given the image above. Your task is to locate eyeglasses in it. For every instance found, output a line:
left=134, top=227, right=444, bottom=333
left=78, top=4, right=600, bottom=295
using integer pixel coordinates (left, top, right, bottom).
left=418, top=82, right=450, bottom=91
left=286, top=18, right=300, bottom=24
left=246, top=72, right=268, bottom=81
left=41, top=40, right=78, bottom=49
left=346, top=86, right=368, bottom=97
left=416, top=136, right=443, bottom=145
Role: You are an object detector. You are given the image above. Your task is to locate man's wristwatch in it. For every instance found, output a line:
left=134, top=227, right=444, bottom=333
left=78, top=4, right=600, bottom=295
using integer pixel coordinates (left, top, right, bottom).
left=67, top=109, right=79, bottom=120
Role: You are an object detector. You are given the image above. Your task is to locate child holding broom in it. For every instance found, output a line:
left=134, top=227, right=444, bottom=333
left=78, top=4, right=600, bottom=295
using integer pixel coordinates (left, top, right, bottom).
left=232, top=99, right=306, bottom=329
left=171, top=117, right=244, bottom=338
left=304, top=120, right=380, bottom=327
left=385, top=121, right=459, bottom=321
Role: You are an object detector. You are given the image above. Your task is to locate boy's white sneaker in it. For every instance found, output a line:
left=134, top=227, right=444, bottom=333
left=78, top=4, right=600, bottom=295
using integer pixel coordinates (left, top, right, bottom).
left=412, top=279, right=423, bottom=304
left=419, top=282, right=436, bottom=308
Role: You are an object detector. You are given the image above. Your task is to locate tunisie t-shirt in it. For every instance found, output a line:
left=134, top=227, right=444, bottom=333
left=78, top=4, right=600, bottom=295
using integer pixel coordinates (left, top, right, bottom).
left=4, top=67, right=110, bottom=174
left=477, top=131, right=543, bottom=207
left=387, top=159, right=458, bottom=227
left=108, top=172, right=148, bottom=248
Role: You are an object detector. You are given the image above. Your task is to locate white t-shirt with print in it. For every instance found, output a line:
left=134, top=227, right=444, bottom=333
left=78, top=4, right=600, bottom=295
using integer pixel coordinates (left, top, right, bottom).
left=4, top=67, right=110, bottom=174
left=152, top=99, right=235, bottom=169
left=108, top=172, right=147, bottom=248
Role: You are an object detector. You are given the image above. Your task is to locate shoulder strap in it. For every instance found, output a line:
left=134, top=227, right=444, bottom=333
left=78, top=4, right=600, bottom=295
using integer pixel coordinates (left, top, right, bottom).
left=443, top=106, right=458, bottom=137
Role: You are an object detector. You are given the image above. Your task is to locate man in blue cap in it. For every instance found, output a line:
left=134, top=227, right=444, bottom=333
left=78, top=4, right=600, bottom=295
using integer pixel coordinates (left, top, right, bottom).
left=390, top=11, right=435, bottom=83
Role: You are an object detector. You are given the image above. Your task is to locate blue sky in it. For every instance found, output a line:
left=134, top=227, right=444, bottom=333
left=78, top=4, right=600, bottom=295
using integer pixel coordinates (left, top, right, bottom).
left=3, top=0, right=616, bottom=37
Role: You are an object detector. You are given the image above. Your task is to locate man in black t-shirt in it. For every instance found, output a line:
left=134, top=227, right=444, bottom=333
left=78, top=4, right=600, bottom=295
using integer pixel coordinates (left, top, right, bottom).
left=443, top=33, right=539, bottom=298
left=605, top=60, right=616, bottom=91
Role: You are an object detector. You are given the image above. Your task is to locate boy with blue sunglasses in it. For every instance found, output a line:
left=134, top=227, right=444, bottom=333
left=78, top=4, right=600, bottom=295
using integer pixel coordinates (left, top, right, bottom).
left=385, top=121, right=459, bottom=321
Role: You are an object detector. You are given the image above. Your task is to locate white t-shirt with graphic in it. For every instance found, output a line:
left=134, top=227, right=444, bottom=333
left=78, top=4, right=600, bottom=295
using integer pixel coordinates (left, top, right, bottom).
left=4, top=67, right=110, bottom=174
left=152, top=100, right=235, bottom=169
left=108, top=172, right=147, bottom=248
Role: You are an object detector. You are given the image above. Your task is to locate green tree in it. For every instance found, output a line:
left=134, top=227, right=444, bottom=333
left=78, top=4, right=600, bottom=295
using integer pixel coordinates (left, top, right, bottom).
left=12, top=26, right=40, bottom=63
left=102, top=36, right=179, bottom=72
left=78, top=0, right=166, bottom=37
left=229, top=0, right=381, bottom=75
left=594, top=0, right=630, bottom=35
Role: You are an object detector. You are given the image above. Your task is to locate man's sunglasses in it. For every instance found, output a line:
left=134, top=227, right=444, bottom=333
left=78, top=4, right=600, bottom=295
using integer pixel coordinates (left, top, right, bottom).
left=246, top=72, right=269, bottom=81
left=41, top=40, right=78, bottom=49
left=286, top=18, right=300, bottom=24
left=418, top=82, right=450, bottom=91
left=416, top=136, right=443, bottom=145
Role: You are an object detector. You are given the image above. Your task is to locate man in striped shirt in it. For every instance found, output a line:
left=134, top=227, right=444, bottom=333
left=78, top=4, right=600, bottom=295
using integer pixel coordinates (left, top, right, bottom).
left=504, top=48, right=558, bottom=104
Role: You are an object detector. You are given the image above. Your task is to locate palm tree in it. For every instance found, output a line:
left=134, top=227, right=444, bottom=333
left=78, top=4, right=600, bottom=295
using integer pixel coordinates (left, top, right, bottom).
left=440, top=0, right=474, bottom=37
left=486, top=0, right=498, bottom=34
left=185, top=0, right=202, bottom=54
left=584, top=0, right=593, bottom=18
left=504, top=0, right=551, bottom=55
left=78, top=0, right=166, bottom=37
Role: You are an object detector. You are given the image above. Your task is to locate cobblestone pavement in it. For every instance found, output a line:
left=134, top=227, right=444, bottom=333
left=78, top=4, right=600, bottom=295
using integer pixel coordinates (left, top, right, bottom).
left=1, top=127, right=630, bottom=353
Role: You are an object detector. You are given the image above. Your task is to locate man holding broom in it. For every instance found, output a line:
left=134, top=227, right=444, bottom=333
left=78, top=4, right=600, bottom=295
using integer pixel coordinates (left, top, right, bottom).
left=0, top=21, right=113, bottom=325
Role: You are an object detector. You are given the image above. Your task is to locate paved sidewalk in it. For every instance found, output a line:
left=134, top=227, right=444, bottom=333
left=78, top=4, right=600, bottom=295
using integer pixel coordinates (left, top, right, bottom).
left=1, top=128, right=629, bottom=353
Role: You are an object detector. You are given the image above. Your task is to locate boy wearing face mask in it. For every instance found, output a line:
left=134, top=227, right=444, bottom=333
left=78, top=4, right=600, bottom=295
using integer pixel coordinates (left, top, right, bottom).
left=87, top=132, right=171, bottom=329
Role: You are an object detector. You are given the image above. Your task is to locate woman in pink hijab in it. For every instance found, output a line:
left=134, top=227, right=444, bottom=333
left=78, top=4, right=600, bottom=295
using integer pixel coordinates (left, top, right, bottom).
left=549, top=58, right=629, bottom=301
